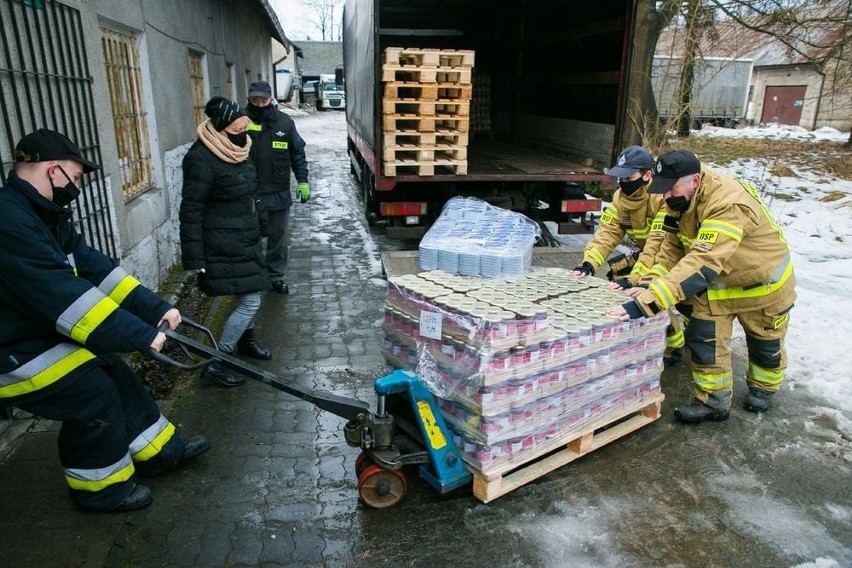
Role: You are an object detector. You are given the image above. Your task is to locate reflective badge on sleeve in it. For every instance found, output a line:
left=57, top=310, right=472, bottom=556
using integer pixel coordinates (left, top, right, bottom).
left=271, top=141, right=289, bottom=150
left=697, top=230, right=719, bottom=244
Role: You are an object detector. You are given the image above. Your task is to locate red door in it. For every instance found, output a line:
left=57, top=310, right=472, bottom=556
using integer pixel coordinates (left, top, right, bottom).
left=761, top=85, right=806, bottom=125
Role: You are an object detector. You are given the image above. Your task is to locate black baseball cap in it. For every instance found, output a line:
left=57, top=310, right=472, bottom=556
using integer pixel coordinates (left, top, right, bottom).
left=605, top=145, right=654, bottom=178
left=248, top=80, right=273, bottom=98
left=648, top=150, right=701, bottom=194
left=15, top=129, right=100, bottom=173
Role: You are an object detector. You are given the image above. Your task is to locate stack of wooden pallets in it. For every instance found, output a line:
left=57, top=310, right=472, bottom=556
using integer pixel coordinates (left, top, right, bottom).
left=381, top=47, right=474, bottom=176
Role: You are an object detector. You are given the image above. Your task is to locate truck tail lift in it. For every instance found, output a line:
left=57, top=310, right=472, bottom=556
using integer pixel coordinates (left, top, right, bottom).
left=151, top=317, right=471, bottom=508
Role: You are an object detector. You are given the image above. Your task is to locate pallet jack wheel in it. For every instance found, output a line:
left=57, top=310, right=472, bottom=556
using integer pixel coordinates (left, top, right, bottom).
left=357, top=464, right=407, bottom=508
left=355, top=451, right=375, bottom=477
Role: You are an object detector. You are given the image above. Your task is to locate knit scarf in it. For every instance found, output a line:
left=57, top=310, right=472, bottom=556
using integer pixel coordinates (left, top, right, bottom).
left=197, top=119, right=251, bottom=164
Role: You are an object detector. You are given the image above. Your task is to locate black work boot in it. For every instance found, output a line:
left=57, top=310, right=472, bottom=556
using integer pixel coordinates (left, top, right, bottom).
left=272, top=281, right=289, bottom=294
left=201, top=361, right=245, bottom=387
left=674, top=398, right=730, bottom=423
left=237, top=328, right=272, bottom=360
left=744, top=388, right=774, bottom=413
left=664, top=346, right=684, bottom=367
left=74, top=483, right=153, bottom=513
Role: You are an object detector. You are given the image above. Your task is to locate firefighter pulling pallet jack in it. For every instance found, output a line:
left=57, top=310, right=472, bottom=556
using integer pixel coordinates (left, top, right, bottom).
left=151, top=317, right=471, bottom=508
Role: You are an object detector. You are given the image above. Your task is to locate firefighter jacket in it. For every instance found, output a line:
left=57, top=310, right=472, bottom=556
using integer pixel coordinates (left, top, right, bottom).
left=180, top=140, right=270, bottom=297
left=246, top=104, right=308, bottom=210
left=0, top=171, right=172, bottom=402
left=582, top=184, right=667, bottom=278
left=628, top=166, right=796, bottom=318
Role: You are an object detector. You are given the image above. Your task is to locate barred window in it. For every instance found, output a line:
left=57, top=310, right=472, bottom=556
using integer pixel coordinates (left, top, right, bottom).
left=189, top=52, right=206, bottom=126
left=100, top=28, right=153, bottom=200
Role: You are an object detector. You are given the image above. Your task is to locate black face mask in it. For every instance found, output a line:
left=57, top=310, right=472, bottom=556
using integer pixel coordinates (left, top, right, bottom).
left=666, top=195, right=690, bottom=212
left=227, top=132, right=248, bottom=147
left=51, top=165, right=81, bottom=208
left=619, top=177, right=646, bottom=196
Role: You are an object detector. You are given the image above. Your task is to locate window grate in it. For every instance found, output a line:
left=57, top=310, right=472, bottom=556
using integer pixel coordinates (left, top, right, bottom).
left=100, top=28, right=153, bottom=200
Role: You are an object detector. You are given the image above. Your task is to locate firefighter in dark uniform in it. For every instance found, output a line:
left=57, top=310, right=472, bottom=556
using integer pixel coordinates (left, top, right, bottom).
left=0, top=129, right=209, bottom=512
left=245, top=80, right=310, bottom=295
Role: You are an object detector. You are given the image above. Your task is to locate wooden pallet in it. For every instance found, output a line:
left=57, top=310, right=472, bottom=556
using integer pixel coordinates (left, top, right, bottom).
left=383, top=47, right=475, bottom=68
left=382, top=115, right=437, bottom=132
left=382, top=143, right=468, bottom=163
left=383, top=158, right=468, bottom=176
left=382, top=99, right=471, bottom=117
left=470, top=392, right=665, bottom=503
left=383, top=129, right=469, bottom=147
left=382, top=66, right=473, bottom=85
left=384, top=82, right=473, bottom=101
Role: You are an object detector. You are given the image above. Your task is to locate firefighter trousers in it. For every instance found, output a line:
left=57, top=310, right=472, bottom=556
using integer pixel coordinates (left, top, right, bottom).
left=15, top=353, right=186, bottom=510
left=684, top=288, right=794, bottom=410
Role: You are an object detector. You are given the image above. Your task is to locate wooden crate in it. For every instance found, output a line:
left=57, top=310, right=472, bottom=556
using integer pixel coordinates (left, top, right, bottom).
left=470, top=392, right=665, bottom=503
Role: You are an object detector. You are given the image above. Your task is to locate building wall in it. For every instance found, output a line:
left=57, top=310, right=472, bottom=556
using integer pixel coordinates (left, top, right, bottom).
left=815, top=61, right=852, bottom=131
left=747, top=66, right=823, bottom=128
left=77, top=0, right=278, bottom=289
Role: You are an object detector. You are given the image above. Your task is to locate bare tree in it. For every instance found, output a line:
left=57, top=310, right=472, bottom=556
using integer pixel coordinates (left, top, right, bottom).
left=302, top=0, right=343, bottom=41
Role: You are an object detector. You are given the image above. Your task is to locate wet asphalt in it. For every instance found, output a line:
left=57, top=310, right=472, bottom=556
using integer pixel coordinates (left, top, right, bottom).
left=0, top=111, right=849, bottom=567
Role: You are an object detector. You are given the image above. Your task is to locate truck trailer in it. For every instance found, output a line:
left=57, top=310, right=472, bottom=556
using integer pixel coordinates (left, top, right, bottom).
left=652, top=56, right=753, bottom=128
left=343, top=0, right=642, bottom=239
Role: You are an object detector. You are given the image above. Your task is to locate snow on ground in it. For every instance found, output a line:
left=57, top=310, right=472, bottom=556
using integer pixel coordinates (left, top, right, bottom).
left=695, top=123, right=849, bottom=143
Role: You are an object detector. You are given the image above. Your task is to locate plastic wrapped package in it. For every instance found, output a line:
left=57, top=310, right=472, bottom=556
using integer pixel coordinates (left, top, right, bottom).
left=382, top=267, right=668, bottom=474
left=418, top=196, right=541, bottom=276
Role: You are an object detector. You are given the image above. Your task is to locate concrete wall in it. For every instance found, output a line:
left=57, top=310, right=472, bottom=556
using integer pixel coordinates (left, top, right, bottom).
left=74, top=0, right=280, bottom=290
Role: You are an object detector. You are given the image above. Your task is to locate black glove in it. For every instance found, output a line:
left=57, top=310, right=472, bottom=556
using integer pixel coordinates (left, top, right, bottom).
left=573, top=262, right=594, bottom=276
left=614, top=278, right=631, bottom=290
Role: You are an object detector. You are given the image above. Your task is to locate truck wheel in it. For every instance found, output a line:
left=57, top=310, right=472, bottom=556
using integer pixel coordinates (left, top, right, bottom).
left=361, top=167, right=377, bottom=226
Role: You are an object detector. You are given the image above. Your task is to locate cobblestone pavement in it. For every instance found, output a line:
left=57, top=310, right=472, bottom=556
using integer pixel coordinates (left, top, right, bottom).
left=0, top=112, right=849, bottom=567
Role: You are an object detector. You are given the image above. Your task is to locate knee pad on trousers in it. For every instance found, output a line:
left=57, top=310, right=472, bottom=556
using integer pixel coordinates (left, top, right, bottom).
left=745, top=334, right=782, bottom=369
left=685, top=317, right=716, bottom=366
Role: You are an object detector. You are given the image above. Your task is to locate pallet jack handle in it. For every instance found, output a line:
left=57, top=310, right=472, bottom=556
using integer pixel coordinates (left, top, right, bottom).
left=148, top=317, right=372, bottom=422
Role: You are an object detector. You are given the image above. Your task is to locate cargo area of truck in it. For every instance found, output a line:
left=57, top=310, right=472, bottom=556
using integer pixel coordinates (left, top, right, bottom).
left=345, top=0, right=634, bottom=176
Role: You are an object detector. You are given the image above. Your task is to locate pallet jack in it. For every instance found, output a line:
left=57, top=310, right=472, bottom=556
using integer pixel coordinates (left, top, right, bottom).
left=150, top=317, right=471, bottom=508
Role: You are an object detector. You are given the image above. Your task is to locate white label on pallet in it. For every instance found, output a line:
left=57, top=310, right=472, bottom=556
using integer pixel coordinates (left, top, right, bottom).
left=420, top=310, right=443, bottom=340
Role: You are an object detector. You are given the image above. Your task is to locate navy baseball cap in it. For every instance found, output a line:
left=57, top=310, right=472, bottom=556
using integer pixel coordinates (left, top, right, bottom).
left=15, top=129, right=100, bottom=173
left=648, top=150, right=701, bottom=194
left=605, top=146, right=654, bottom=178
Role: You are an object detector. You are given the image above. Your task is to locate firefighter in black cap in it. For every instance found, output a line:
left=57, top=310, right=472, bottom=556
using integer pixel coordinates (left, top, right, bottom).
left=0, top=129, right=209, bottom=512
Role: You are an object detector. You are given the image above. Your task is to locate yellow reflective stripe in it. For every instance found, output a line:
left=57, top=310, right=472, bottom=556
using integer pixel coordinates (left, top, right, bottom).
left=678, top=234, right=692, bottom=248
left=748, top=363, right=783, bottom=386
left=627, top=227, right=650, bottom=240
left=99, top=267, right=140, bottom=305
left=271, top=141, right=288, bottom=149
left=584, top=248, right=606, bottom=269
left=65, top=453, right=135, bottom=492
left=693, top=369, right=733, bottom=390
left=247, top=123, right=262, bottom=131
left=649, top=264, right=669, bottom=278
left=56, top=288, right=120, bottom=343
left=665, top=330, right=685, bottom=348
left=708, top=256, right=793, bottom=301
left=131, top=417, right=177, bottom=462
left=649, top=279, right=677, bottom=309
left=631, top=261, right=650, bottom=276
left=699, top=220, right=743, bottom=242
left=0, top=344, right=97, bottom=398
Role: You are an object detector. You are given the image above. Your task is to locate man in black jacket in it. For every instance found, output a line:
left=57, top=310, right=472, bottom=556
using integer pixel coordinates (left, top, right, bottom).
left=0, top=129, right=209, bottom=512
left=246, top=80, right=310, bottom=295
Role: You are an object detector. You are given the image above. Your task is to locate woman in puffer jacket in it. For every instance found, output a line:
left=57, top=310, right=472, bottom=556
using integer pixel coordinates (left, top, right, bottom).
left=180, top=97, right=272, bottom=387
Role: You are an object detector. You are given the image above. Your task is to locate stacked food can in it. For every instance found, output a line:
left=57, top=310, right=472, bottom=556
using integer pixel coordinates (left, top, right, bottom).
left=383, top=267, right=667, bottom=475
